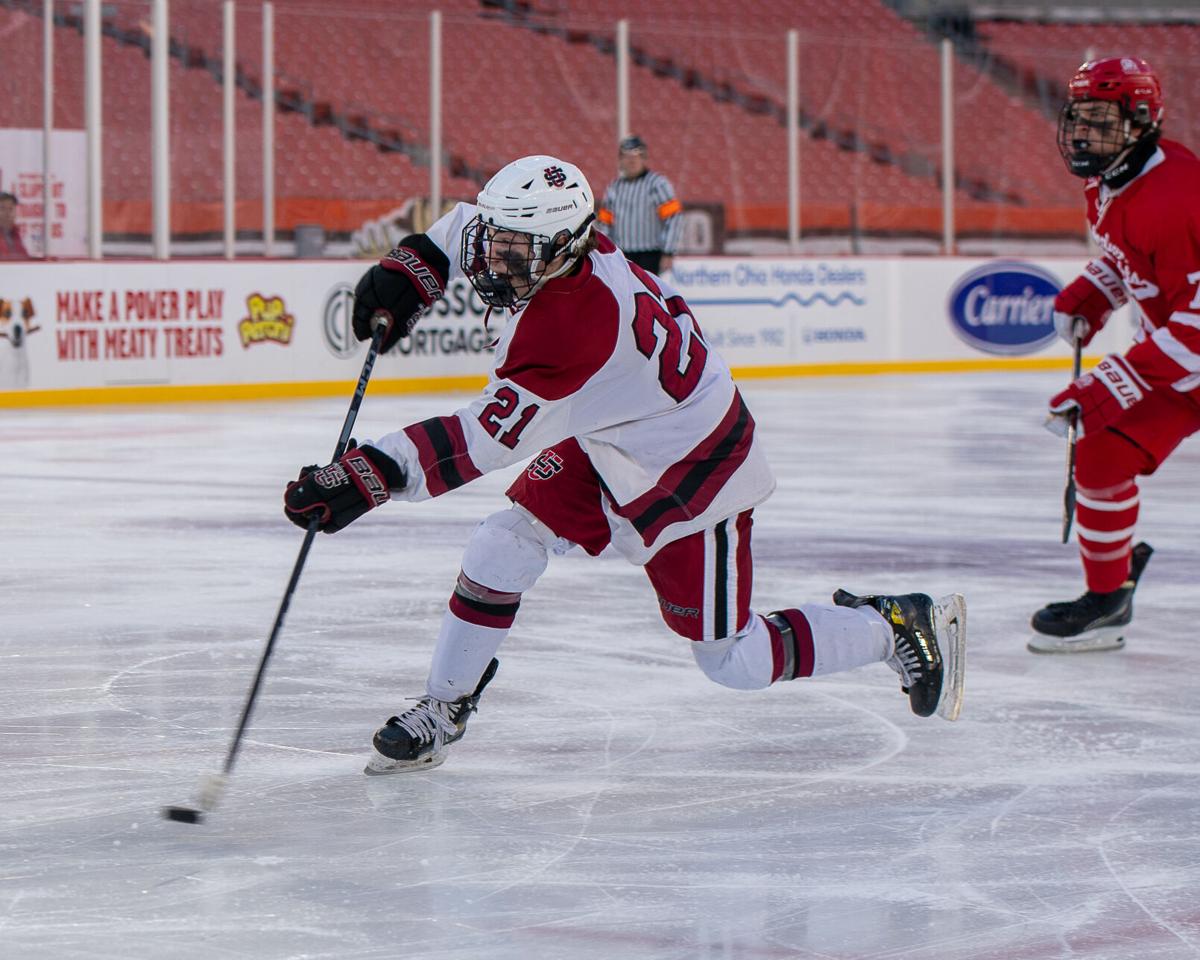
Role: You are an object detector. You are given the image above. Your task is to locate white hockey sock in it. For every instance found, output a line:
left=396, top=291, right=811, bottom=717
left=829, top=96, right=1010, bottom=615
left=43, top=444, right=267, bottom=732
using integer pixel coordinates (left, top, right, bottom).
left=426, top=609, right=508, bottom=702
left=800, top=602, right=893, bottom=677
left=691, top=618, right=776, bottom=690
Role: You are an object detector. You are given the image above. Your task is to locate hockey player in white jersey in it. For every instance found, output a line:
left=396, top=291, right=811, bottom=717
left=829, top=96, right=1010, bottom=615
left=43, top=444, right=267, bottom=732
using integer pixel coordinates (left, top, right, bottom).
left=283, top=156, right=967, bottom=774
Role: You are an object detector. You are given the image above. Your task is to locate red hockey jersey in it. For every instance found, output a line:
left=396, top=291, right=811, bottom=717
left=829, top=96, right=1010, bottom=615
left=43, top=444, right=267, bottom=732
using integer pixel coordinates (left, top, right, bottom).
left=1084, top=138, right=1200, bottom=399
left=369, top=203, right=776, bottom=563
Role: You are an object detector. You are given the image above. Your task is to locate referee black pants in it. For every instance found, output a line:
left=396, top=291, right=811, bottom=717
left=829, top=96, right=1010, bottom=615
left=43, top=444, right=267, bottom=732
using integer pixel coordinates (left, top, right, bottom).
left=626, top=250, right=664, bottom=275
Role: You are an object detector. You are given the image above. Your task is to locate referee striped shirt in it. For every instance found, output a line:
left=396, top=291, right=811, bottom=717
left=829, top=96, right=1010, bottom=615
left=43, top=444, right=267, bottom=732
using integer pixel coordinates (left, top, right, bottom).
left=596, top=170, right=683, bottom=255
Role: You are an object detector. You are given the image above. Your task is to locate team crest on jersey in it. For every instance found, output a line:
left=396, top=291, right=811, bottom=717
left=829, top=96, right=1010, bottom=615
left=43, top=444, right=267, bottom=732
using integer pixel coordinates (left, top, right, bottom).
left=526, top=450, right=564, bottom=479
left=543, top=166, right=567, bottom=188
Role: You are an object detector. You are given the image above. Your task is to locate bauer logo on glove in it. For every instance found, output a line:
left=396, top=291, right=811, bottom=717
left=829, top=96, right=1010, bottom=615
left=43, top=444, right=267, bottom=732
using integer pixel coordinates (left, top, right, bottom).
left=284, top=442, right=406, bottom=533
left=1045, top=353, right=1150, bottom=439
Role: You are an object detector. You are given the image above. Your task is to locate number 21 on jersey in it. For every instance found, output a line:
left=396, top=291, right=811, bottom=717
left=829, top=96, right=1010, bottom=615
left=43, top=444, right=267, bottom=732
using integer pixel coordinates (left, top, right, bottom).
left=478, top=385, right=539, bottom=449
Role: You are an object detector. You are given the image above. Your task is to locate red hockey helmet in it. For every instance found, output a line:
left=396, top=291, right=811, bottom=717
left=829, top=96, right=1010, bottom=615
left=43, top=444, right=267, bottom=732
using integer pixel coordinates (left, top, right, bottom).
left=1067, top=57, right=1164, bottom=126
left=1058, top=57, right=1164, bottom=178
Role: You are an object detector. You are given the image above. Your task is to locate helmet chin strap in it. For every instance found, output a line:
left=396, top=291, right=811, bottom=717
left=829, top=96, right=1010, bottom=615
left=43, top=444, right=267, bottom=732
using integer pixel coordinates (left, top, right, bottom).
left=527, top=216, right=597, bottom=298
left=1099, top=129, right=1160, bottom=189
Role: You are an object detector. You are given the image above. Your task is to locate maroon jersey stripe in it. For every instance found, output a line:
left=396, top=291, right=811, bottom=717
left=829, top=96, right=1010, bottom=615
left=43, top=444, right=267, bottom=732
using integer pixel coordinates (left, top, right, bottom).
left=610, top=391, right=755, bottom=546
left=403, top=415, right=483, bottom=498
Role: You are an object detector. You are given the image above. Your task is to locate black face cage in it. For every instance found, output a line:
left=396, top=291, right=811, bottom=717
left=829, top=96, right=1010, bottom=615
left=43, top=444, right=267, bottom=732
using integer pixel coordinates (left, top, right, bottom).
left=460, top=218, right=557, bottom=308
left=1057, top=100, right=1138, bottom=178
left=460, top=214, right=594, bottom=309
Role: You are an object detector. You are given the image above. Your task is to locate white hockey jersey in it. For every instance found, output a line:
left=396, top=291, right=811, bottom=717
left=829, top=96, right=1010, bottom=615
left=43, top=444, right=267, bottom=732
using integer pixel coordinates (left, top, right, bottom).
left=369, top=202, right=776, bottom=564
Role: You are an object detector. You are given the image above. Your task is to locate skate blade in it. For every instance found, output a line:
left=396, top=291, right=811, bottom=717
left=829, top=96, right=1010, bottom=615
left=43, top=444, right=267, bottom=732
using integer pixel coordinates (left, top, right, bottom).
left=363, top=748, right=448, bottom=776
left=1027, top=627, right=1125, bottom=654
left=933, top=594, right=966, bottom=722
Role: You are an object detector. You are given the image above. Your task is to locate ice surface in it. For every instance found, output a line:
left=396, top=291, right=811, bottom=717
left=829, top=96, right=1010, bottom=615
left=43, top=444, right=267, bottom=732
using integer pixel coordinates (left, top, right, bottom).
left=2, top=372, right=1199, bottom=960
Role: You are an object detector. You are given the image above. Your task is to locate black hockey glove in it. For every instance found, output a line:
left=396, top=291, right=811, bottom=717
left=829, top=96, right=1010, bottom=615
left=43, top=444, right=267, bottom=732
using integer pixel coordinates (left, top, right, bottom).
left=283, top=441, right=407, bottom=534
left=353, top=234, right=450, bottom=353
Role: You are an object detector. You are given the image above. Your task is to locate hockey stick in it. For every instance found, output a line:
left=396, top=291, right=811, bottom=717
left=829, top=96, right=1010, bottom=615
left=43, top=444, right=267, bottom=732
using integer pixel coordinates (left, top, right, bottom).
left=1060, top=332, right=1083, bottom=544
left=163, top=320, right=388, bottom=824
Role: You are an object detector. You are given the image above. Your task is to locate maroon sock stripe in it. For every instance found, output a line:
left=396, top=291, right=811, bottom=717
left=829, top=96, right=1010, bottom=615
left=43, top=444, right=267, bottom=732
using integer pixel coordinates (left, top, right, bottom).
left=403, top=415, right=483, bottom=497
left=455, top=572, right=521, bottom=605
left=782, top=609, right=815, bottom=678
left=448, top=592, right=520, bottom=629
left=766, top=616, right=787, bottom=683
left=764, top=608, right=815, bottom=681
left=612, top=391, right=755, bottom=546
left=448, top=572, right=521, bottom=629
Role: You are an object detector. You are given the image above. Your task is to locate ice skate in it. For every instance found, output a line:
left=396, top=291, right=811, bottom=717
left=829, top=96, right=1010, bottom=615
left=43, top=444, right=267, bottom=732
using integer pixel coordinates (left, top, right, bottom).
left=364, top=658, right=499, bottom=775
left=1028, top=542, right=1152, bottom=654
left=833, top=589, right=966, bottom=721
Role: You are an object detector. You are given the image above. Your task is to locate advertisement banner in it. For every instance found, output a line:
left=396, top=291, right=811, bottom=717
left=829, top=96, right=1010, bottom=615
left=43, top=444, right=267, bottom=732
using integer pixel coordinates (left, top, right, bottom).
left=898, top=258, right=1133, bottom=362
left=0, top=255, right=1134, bottom=402
left=0, top=262, right=497, bottom=393
left=0, top=129, right=88, bottom=258
left=671, top=259, right=887, bottom=365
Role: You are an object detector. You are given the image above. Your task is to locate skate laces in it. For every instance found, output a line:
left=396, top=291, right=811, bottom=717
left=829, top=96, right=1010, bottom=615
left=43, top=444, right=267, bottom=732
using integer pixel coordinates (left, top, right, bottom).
left=888, top=633, right=924, bottom=686
left=392, top=697, right=460, bottom=744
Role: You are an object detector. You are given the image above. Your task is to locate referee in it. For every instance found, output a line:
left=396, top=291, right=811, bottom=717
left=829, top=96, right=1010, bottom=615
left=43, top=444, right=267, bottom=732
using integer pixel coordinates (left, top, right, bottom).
left=596, top=136, right=682, bottom=275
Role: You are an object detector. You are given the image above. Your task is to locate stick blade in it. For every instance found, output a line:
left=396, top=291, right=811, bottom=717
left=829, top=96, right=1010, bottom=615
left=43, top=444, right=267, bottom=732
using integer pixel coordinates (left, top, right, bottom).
left=161, top=773, right=227, bottom=825
left=162, top=805, right=204, bottom=824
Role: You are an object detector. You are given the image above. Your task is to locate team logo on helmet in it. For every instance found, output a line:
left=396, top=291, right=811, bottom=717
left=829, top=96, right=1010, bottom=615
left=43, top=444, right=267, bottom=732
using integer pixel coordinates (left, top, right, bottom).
left=543, top=166, right=567, bottom=188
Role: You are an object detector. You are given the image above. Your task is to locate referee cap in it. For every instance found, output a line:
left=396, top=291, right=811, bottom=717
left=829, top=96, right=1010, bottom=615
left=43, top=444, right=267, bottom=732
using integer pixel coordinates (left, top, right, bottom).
left=618, top=135, right=647, bottom=155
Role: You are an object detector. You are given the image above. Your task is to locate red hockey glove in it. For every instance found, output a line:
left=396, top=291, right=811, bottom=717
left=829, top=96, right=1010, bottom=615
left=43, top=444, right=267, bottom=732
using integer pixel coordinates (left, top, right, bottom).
left=1046, top=353, right=1150, bottom=439
left=284, top=442, right=406, bottom=533
left=1053, top=258, right=1128, bottom=347
left=352, top=234, right=450, bottom=353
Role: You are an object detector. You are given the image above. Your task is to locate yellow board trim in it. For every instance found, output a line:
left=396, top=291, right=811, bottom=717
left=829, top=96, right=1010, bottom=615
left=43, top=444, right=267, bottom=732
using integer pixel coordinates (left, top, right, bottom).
left=730, top=356, right=1098, bottom=379
left=0, top=356, right=1099, bottom=408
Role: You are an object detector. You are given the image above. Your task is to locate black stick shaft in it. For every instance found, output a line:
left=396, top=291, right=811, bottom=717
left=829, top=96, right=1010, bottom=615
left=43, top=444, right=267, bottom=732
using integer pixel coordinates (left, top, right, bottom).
left=220, top=324, right=386, bottom=776
left=1061, top=335, right=1083, bottom=544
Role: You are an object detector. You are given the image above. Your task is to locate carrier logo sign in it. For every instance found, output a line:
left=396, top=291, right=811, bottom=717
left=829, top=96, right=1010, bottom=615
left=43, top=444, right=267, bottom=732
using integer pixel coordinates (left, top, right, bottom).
left=322, top=282, right=357, bottom=358
left=947, top=261, right=1060, bottom=355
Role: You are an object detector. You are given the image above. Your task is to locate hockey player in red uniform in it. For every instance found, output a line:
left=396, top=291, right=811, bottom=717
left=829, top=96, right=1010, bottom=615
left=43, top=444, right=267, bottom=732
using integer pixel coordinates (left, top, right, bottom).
left=284, top=156, right=967, bottom=773
left=1031, top=57, right=1200, bottom=653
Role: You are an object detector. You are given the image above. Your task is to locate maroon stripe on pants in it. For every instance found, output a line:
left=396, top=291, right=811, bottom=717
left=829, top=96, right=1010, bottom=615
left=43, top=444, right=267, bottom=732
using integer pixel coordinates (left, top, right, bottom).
left=734, top=511, right=754, bottom=633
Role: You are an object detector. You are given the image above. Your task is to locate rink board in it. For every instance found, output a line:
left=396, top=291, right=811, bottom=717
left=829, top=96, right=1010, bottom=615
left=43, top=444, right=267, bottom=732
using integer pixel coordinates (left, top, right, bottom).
left=0, top=256, right=1135, bottom=405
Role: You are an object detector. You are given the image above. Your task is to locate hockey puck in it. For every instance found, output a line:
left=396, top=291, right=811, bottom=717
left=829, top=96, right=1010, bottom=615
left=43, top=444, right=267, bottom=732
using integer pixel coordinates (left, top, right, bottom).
left=162, top=806, right=203, bottom=824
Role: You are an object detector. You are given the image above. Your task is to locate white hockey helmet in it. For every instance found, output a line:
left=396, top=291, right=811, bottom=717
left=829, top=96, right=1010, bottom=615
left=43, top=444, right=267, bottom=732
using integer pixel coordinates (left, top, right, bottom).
left=461, top=155, right=596, bottom=308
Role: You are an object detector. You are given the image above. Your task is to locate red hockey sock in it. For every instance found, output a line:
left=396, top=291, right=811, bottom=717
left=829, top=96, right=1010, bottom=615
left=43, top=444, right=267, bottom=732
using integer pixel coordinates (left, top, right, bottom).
left=1076, top=479, right=1138, bottom=593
